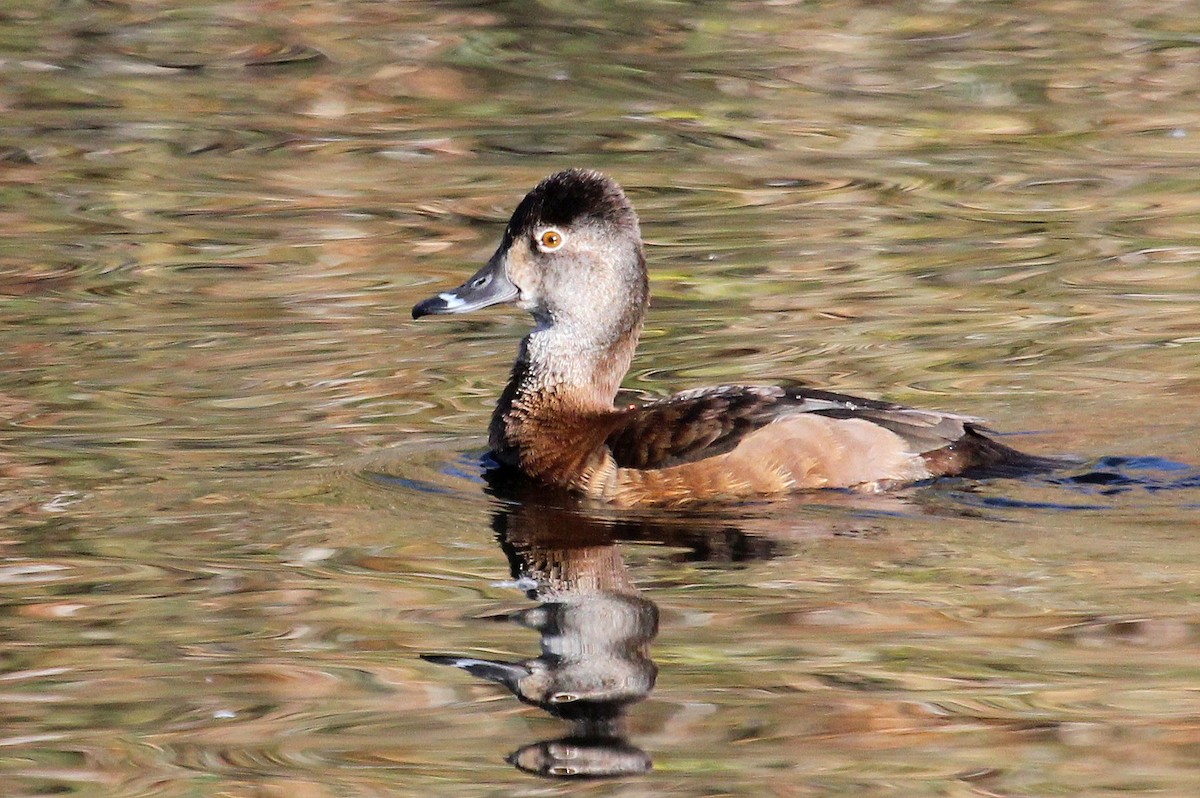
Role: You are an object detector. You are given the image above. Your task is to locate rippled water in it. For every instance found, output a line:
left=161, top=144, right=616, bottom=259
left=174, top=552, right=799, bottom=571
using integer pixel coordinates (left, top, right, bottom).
left=3, top=1, right=1200, bottom=795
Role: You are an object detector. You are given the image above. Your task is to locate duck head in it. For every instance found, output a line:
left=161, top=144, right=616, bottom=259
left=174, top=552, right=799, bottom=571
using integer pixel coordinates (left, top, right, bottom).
left=412, top=169, right=649, bottom=345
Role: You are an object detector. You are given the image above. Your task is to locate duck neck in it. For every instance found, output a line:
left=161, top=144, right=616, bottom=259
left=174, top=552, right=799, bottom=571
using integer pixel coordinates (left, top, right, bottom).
left=519, top=316, right=642, bottom=408
left=489, top=313, right=643, bottom=457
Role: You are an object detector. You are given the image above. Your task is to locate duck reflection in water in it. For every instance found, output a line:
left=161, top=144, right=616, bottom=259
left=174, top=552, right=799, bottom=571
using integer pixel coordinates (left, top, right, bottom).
left=422, top=473, right=781, bottom=777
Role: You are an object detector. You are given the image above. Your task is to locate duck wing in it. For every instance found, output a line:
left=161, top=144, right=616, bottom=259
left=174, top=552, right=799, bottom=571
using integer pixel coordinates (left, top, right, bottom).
left=605, top=385, right=986, bottom=470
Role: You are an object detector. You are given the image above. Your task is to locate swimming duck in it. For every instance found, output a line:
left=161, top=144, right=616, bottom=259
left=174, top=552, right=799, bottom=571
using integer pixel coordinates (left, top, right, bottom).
left=413, top=169, right=1052, bottom=507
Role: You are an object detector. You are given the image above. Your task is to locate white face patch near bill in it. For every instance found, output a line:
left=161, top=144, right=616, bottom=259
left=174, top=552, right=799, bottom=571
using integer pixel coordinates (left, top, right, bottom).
left=438, top=292, right=466, bottom=309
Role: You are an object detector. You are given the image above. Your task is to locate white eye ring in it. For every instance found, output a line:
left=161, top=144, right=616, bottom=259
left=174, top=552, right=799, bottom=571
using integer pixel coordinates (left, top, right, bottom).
left=536, top=228, right=566, bottom=252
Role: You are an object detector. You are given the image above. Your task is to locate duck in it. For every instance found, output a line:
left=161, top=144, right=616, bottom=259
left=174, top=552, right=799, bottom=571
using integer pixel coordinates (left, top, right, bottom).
left=412, top=169, right=1056, bottom=507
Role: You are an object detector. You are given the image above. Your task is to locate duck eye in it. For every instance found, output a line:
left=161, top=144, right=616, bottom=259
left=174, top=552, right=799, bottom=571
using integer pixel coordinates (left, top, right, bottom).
left=537, top=229, right=564, bottom=251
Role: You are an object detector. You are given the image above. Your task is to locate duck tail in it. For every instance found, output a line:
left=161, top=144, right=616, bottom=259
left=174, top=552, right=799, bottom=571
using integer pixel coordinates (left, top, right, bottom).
left=924, top=427, right=1076, bottom=479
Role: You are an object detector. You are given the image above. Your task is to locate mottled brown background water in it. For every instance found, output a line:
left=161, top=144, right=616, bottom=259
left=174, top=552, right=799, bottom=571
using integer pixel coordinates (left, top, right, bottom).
left=2, top=1, right=1199, bottom=796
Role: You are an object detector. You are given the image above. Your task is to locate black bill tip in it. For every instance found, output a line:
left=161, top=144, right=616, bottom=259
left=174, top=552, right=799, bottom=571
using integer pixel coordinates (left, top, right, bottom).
left=411, top=295, right=447, bottom=319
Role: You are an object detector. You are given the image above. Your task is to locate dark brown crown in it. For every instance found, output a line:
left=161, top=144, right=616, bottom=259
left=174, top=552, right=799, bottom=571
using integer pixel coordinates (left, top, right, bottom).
left=504, top=169, right=635, bottom=238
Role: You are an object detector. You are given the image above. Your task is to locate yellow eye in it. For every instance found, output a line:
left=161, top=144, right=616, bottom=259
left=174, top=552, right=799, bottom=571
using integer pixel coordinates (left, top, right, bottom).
left=538, top=229, right=564, bottom=250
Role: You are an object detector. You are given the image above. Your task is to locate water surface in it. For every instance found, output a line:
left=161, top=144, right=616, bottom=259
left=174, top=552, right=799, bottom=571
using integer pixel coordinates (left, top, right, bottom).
left=3, top=1, right=1200, bottom=795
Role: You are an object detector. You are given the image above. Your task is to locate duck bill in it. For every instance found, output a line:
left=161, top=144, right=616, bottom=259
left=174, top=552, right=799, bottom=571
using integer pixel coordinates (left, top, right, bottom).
left=420, top=654, right=530, bottom=689
left=412, top=252, right=519, bottom=319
